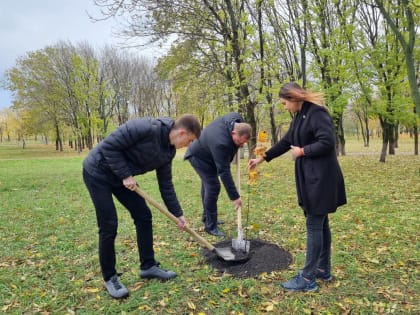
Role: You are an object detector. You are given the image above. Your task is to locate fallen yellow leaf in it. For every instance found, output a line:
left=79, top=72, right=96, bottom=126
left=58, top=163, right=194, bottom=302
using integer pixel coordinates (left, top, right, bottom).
left=84, top=287, right=100, bottom=293
left=131, top=282, right=143, bottom=291
left=266, top=303, right=274, bottom=312
left=138, top=305, right=152, bottom=311
left=222, top=288, right=230, bottom=294
left=187, top=301, right=196, bottom=310
left=208, top=275, right=222, bottom=281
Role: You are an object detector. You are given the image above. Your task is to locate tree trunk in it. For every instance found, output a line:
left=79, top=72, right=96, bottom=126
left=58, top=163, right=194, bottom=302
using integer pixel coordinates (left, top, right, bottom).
left=334, top=116, right=346, bottom=156
left=379, top=138, right=387, bottom=163
left=388, top=124, right=398, bottom=155
left=243, top=100, right=257, bottom=159
left=379, top=118, right=393, bottom=162
left=356, top=113, right=367, bottom=146
left=365, top=116, right=370, bottom=147
left=77, top=137, right=82, bottom=153
left=269, top=105, right=277, bottom=144
left=55, top=124, right=63, bottom=151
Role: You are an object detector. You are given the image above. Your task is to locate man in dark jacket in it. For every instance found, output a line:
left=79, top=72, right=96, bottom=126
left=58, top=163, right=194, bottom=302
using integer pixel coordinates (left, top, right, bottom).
left=184, top=112, right=251, bottom=237
left=82, top=114, right=201, bottom=299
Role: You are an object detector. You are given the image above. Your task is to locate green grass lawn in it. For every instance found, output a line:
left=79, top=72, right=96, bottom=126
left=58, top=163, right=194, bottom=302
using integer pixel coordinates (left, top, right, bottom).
left=0, top=138, right=419, bottom=314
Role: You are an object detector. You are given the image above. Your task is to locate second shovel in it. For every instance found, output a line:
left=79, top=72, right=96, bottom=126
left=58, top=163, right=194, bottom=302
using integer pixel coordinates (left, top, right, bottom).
left=232, top=153, right=250, bottom=252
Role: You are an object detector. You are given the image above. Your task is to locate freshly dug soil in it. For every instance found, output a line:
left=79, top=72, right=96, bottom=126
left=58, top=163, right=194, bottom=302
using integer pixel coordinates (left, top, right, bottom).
left=203, top=239, right=292, bottom=278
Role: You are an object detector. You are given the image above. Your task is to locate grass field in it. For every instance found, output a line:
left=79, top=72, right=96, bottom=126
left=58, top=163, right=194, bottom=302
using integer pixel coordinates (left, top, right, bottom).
left=0, top=138, right=419, bottom=314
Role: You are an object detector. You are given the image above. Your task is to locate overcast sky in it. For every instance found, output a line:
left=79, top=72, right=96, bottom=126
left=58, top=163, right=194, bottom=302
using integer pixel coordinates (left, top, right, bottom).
left=0, top=0, right=162, bottom=110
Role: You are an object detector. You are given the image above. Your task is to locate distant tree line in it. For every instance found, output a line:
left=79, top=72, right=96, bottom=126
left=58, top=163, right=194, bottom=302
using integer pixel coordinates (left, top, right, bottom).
left=2, top=0, right=419, bottom=162
left=3, top=41, right=171, bottom=152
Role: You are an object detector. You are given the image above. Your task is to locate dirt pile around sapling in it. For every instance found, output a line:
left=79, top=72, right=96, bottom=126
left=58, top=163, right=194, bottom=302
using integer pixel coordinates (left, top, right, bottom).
left=203, top=239, right=292, bottom=278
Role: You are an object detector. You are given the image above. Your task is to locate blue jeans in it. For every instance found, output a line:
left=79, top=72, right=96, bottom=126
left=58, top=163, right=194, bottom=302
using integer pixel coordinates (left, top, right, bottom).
left=301, top=214, right=331, bottom=280
left=83, top=169, right=156, bottom=281
left=187, top=156, right=221, bottom=231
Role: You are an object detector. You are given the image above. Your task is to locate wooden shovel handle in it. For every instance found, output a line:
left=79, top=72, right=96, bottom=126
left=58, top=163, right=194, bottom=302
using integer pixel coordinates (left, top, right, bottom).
left=236, top=152, right=241, bottom=194
left=236, top=153, right=243, bottom=233
left=236, top=206, right=242, bottom=231
left=133, top=186, right=215, bottom=251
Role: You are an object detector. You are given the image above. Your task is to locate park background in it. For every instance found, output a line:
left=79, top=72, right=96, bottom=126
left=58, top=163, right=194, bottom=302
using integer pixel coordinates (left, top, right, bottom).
left=0, top=0, right=419, bottom=314
left=0, top=138, right=418, bottom=314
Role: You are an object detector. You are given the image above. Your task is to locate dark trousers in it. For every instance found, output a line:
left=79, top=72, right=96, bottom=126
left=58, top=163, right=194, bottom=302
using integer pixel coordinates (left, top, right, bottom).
left=83, top=169, right=156, bottom=281
left=187, top=157, right=221, bottom=231
left=301, top=214, right=331, bottom=280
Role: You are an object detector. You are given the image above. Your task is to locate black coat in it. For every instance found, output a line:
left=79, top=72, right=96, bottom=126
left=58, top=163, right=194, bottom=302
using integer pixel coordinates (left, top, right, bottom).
left=83, top=117, right=183, bottom=217
left=265, top=102, right=346, bottom=214
left=184, top=112, right=243, bottom=200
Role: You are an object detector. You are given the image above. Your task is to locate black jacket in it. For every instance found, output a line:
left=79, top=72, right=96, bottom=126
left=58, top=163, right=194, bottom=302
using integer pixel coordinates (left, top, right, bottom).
left=83, top=117, right=183, bottom=217
left=184, top=112, right=243, bottom=200
left=265, top=102, right=346, bottom=214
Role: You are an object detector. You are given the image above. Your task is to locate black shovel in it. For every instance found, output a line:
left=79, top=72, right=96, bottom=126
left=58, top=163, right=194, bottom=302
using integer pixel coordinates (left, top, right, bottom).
left=134, top=187, right=246, bottom=262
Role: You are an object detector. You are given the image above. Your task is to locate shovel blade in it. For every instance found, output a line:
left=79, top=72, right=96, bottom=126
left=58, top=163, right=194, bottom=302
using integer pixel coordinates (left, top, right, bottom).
left=232, top=238, right=251, bottom=253
left=214, top=247, right=250, bottom=263
left=214, top=247, right=235, bottom=260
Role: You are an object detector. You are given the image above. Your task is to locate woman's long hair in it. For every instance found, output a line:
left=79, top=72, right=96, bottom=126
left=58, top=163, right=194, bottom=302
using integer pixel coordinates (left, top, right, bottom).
left=279, top=82, right=325, bottom=106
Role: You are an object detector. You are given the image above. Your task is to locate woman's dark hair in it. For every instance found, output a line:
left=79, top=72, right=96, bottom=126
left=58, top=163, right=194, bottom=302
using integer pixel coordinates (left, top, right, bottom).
left=279, top=82, right=324, bottom=105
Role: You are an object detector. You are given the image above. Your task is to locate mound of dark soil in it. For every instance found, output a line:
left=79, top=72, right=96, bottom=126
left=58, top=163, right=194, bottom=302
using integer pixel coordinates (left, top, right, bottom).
left=203, top=239, right=292, bottom=278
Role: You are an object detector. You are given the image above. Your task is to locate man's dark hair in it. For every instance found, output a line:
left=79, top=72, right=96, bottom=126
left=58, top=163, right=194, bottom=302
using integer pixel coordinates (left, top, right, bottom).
left=173, top=114, right=201, bottom=138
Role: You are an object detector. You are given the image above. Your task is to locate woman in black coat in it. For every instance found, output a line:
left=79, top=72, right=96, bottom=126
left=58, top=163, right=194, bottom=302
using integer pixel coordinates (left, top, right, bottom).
left=83, top=114, right=201, bottom=299
left=248, top=82, right=346, bottom=292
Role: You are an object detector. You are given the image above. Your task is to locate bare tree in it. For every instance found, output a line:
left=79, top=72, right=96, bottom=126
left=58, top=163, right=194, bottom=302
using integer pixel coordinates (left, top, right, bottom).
left=94, top=0, right=259, bottom=148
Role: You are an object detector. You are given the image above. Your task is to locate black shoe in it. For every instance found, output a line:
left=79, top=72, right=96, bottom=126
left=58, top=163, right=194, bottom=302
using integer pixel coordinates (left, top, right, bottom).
left=205, top=228, right=225, bottom=237
left=140, top=265, right=177, bottom=281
